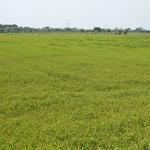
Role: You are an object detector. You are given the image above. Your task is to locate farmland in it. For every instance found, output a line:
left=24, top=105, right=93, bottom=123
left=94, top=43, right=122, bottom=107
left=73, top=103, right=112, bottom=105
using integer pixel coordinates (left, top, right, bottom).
left=0, top=33, right=150, bottom=149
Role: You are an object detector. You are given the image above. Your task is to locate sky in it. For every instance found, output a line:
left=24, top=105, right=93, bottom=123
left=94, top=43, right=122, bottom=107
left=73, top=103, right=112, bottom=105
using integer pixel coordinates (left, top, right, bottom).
left=0, top=0, right=150, bottom=29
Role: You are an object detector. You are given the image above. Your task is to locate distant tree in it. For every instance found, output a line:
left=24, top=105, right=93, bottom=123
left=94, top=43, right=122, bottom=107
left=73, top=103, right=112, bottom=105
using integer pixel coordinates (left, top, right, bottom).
left=94, top=27, right=102, bottom=32
left=124, top=30, right=128, bottom=34
left=123, top=28, right=131, bottom=34
left=80, top=29, right=85, bottom=32
left=114, top=28, right=122, bottom=35
left=0, top=24, right=149, bottom=33
left=107, top=29, right=111, bottom=32
left=64, top=28, right=74, bottom=32
left=119, top=28, right=123, bottom=35
left=45, top=27, right=50, bottom=31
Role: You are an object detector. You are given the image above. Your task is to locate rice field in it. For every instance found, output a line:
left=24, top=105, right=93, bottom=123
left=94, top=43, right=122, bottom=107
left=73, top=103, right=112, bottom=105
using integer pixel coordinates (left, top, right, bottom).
left=0, top=33, right=150, bottom=150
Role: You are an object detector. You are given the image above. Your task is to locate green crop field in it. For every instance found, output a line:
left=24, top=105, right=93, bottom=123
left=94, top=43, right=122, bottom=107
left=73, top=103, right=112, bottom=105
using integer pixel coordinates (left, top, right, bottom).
left=0, top=33, right=150, bottom=150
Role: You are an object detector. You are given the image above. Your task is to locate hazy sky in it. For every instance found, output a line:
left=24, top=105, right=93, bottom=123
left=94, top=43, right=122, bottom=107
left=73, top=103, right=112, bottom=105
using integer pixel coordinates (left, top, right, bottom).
left=0, top=0, right=150, bottom=29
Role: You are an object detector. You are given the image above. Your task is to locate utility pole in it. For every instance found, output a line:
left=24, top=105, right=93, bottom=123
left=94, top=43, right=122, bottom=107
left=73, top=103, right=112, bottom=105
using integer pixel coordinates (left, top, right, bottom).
left=66, top=22, right=70, bottom=28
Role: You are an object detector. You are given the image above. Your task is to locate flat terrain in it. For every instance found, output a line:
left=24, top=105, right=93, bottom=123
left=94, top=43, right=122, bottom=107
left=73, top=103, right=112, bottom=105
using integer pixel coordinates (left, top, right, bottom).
left=0, top=33, right=150, bottom=150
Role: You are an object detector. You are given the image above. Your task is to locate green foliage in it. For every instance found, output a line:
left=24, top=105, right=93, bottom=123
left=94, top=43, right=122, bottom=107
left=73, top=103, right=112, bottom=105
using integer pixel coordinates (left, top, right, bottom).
left=0, top=33, right=150, bottom=149
left=0, top=24, right=150, bottom=33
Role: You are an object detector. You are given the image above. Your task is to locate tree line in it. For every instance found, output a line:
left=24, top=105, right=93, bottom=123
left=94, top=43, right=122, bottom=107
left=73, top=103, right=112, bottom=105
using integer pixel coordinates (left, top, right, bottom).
left=0, top=24, right=150, bottom=34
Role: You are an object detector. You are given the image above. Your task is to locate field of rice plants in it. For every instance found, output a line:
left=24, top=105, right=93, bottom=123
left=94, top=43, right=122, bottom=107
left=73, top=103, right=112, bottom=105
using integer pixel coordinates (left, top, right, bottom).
left=0, top=33, right=150, bottom=149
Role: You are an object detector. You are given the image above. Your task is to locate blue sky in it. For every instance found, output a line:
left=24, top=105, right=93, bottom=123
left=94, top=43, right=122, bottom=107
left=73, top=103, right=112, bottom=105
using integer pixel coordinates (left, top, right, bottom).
left=0, top=0, right=150, bottom=29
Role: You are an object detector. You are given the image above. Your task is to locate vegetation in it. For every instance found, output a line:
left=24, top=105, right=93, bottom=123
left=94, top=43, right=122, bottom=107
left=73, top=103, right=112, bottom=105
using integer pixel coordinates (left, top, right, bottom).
left=0, top=24, right=150, bottom=34
left=0, top=33, right=150, bottom=149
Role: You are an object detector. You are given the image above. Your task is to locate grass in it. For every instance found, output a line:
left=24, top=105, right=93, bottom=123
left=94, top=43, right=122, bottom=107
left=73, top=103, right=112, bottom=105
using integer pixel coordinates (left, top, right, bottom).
left=0, top=33, right=150, bottom=150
